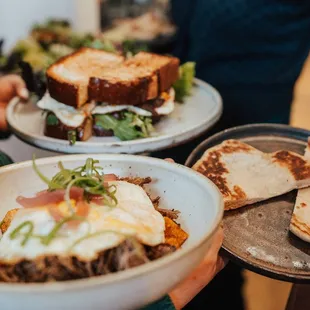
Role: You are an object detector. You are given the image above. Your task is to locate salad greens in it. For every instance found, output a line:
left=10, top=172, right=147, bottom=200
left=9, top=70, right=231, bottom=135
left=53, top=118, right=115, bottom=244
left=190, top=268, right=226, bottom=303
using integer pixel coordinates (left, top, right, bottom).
left=94, top=112, right=154, bottom=141
left=46, top=114, right=59, bottom=126
left=173, top=62, right=196, bottom=102
left=67, top=130, right=77, bottom=146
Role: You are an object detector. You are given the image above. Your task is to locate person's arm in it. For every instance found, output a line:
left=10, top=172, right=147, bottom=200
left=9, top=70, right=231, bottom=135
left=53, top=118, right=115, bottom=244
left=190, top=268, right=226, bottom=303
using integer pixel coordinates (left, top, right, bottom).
left=143, top=228, right=226, bottom=310
left=0, top=74, right=28, bottom=133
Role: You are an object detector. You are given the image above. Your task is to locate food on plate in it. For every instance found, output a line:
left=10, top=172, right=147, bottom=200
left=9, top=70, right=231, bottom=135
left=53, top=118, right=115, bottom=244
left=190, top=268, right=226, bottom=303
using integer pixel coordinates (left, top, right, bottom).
left=0, top=20, right=120, bottom=74
left=193, top=139, right=310, bottom=210
left=173, top=62, right=196, bottom=102
left=1, top=18, right=196, bottom=144
left=102, top=11, right=176, bottom=43
left=37, top=48, right=186, bottom=144
left=290, top=140, right=310, bottom=242
left=0, top=158, right=188, bottom=282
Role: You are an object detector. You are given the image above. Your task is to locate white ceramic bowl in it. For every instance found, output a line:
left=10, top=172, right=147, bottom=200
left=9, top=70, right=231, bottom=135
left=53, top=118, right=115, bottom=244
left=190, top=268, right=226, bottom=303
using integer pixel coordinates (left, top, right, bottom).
left=0, top=154, right=223, bottom=310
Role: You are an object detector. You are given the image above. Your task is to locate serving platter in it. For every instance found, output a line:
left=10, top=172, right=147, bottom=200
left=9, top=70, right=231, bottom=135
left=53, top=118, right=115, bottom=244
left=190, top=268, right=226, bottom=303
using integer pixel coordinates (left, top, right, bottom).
left=186, top=124, right=310, bottom=283
left=6, top=78, right=222, bottom=154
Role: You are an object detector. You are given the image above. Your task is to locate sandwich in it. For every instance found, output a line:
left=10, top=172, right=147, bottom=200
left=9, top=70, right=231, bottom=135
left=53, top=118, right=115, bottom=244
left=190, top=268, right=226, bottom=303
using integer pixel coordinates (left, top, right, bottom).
left=193, top=139, right=310, bottom=210
left=37, top=48, right=181, bottom=144
left=290, top=140, right=310, bottom=242
left=0, top=158, right=188, bottom=282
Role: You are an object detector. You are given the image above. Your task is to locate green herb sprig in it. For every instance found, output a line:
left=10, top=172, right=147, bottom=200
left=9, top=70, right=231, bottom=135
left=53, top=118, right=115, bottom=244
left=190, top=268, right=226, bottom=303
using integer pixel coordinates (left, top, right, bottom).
left=32, top=156, right=118, bottom=210
left=10, top=215, right=87, bottom=247
left=94, top=112, right=154, bottom=141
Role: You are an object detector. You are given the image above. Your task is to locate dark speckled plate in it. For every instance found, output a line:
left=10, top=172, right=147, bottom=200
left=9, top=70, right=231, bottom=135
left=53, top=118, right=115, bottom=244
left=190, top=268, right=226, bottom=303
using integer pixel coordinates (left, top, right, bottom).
left=186, top=124, right=310, bottom=283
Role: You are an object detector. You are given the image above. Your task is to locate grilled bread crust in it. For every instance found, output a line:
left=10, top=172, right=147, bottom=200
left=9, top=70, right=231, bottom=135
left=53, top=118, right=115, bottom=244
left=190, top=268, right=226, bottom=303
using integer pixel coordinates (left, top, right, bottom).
left=46, top=48, right=124, bottom=108
left=125, top=52, right=180, bottom=92
left=88, top=69, right=158, bottom=105
left=46, top=49, right=179, bottom=107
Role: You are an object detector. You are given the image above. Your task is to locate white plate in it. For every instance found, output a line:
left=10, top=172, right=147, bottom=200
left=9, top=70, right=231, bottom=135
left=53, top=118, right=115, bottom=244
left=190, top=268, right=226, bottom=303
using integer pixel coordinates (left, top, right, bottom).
left=0, top=154, right=223, bottom=310
left=6, top=79, right=222, bottom=154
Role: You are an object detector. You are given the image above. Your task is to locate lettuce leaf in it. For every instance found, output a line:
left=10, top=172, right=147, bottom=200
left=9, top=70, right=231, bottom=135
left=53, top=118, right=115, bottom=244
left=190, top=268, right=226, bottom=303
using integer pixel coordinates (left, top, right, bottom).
left=94, top=112, right=154, bottom=141
left=173, top=62, right=196, bottom=102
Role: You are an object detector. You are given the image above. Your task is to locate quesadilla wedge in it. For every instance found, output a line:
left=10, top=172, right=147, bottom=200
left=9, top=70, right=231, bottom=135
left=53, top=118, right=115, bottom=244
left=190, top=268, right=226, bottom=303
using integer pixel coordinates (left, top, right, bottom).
left=290, top=139, right=310, bottom=242
left=193, top=139, right=310, bottom=210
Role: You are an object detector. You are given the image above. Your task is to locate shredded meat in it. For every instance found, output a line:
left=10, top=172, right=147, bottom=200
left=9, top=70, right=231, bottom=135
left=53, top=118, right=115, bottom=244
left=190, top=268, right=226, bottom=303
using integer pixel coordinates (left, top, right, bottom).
left=120, top=176, right=152, bottom=187
left=0, top=238, right=175, bottom=283
left=156, top=208, right=180, bottom=220
left=145, top=244, right=176, bottom=260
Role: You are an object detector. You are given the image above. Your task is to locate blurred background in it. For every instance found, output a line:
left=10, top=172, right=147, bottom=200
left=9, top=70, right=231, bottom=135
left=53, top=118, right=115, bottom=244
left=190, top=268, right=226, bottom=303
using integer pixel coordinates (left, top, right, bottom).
left=1, top=0, right=310, bottom=309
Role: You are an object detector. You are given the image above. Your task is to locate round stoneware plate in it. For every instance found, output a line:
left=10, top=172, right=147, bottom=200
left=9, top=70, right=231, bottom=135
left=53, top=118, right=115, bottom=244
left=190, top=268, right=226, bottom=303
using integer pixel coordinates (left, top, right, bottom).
left=186, top=124, right=310, bottom=283
left=0, top=154, right=223, bottom=310
left=6, top=79, right=222, bottom=154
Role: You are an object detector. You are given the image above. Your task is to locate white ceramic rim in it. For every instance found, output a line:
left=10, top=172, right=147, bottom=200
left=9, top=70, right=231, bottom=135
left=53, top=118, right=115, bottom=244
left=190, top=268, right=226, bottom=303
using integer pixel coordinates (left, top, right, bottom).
left=0, top=154, right=224, bottom=292
left=6, top=79, right=223, bottom=154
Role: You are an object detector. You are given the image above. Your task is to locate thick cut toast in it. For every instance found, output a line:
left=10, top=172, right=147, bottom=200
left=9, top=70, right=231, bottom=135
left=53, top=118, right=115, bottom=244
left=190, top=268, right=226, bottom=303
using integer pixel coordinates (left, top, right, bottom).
left=88, top=65, right=158, bottom=105
left=125, top=52, right=180, bottom=93
left=88, top=52, right=179, bottom=105
left=46, top=48, right=124, bottom=108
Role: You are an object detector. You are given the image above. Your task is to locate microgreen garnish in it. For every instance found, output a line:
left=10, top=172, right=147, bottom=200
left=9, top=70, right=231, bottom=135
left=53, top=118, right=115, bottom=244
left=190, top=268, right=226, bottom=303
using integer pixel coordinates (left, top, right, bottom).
left=32, top=156, right=118, bottom=210
left=10, top=215, right=87, bottom=246
left=10, top=221, right=34, bottom=246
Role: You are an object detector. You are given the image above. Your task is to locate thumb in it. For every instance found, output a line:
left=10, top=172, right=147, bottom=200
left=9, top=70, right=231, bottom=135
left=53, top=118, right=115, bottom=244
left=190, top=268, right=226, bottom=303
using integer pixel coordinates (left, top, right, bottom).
left=10, top=75, right=29, bottom=100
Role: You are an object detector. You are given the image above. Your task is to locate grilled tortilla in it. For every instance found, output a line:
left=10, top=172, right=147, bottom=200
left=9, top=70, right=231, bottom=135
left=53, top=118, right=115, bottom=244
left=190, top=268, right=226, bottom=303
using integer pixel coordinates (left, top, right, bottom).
left=193, top=139, right=310, bottom=210
left=290, top=139, right=310, bottom=242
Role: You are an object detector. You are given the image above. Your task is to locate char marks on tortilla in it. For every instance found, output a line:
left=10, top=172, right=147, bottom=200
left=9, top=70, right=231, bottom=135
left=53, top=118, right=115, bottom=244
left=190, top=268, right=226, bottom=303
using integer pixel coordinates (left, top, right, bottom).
left=290, top=139, right=310, bottom=242
left=193, top=139, right=310, bottom=211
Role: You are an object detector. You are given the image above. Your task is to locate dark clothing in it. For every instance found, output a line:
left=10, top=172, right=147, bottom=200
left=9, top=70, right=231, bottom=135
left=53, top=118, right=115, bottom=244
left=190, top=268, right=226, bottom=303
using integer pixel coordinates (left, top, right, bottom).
left=158, top=0, right=310, bottom=160
left=170, top=0, right=310, bottom=130
left=154, top=1, right=310, bottom=309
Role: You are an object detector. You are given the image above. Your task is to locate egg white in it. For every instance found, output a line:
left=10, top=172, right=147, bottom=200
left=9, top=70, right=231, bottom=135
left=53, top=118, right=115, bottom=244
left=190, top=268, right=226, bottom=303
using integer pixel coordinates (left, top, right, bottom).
left=0, top=181, right=165, bottom=262
left=37, top=93, right=86, bottom=128
left=37, top=88, right=175, bottom=128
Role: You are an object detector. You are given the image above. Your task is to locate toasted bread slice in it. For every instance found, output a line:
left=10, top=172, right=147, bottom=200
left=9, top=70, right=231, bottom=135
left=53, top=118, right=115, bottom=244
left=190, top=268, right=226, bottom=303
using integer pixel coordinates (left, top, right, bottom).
left=46, top=48, right=124, bottom=108
left=88, top=65, right=158, bottom=105
left=290, top=140, right=310, bottom=242
left=125, top=52, right=180, bottom=92
left=193, top=140, right=310, bottom=210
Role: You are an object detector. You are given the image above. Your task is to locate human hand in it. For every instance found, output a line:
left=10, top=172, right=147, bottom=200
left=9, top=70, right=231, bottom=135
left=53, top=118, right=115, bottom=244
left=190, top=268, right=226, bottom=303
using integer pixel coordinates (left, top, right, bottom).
left=0, top=74, right=29, bottom=131
left=164, top=158, right=227, bottom=309
left=169, top=228, right=226, bottom=309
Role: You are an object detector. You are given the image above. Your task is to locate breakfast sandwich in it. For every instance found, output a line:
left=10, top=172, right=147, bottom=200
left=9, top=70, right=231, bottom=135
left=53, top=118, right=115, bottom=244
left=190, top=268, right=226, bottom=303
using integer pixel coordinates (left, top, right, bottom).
left=37, top=48, right=180, bottom=144
left=193, top=139, right=310, bottom=210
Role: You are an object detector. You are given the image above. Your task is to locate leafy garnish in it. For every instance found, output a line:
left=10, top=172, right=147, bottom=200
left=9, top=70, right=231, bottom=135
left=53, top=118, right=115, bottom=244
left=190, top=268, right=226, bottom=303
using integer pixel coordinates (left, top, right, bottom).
left=122, top=40, right=148, bottom=58
left=173, top=62, right=196, bottom=102
left=46, top=113, right=59, bottom=126
left=10, top=221, right=34, bottom=246
left=85, top=39, right=117, bottom=53
left=32, top=156, right=118, bottom=208
left=94, top=112, right=154, bottom=141
left=10, top=215, right=86, bottom=246
left=68, top=130, right=77, bottom=146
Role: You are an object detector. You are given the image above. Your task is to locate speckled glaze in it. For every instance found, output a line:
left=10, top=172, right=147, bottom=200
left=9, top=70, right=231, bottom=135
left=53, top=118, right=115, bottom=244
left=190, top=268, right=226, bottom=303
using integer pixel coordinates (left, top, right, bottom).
left=186, top=124, right=310, bottom=283
left=6, top=79, right=222, bottom=154
left=0, top=154, right=223, bottom=310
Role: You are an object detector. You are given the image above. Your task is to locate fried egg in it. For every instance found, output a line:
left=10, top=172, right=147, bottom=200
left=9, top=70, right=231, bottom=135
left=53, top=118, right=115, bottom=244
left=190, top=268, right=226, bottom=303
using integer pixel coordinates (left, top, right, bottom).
left=0, top=181, right=165, bottom=262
